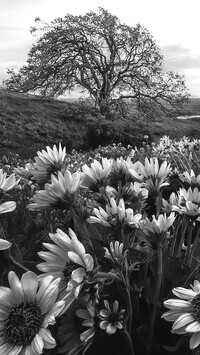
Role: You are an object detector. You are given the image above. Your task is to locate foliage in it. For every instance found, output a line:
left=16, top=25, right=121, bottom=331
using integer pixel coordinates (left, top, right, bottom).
left=4, top=8, right=189, bottom=117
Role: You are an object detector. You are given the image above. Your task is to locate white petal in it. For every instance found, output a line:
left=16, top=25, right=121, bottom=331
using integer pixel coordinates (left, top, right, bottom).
left=21, top=271, right=38, bottom=303
left=8, top=271, right=24, bottom=303
left=39, top=328, right=56, bottom=349
left=186, top=321, right=200, bottom=333
left=190, top=332, right=200, bottom=349
left=31, top=334, right=44, bottom=354
left=172, top=313, right=194, bottom=330
left=172, top=287, right=197, bottom=300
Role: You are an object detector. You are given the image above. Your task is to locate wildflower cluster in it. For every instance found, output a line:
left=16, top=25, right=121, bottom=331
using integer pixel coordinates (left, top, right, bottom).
left=1, top=138, right=200, bottom=355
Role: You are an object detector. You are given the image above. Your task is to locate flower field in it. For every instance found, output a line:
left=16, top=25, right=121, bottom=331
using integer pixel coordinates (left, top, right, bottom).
left=1, top=136, right=200, bottom=354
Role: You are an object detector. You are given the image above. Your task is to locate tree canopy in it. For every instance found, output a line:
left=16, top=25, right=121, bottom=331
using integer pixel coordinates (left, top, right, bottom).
left=4, top=8, right=189, bottom=116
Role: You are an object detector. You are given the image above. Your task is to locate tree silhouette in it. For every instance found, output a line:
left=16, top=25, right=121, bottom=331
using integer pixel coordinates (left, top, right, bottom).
left=4, top=8, right=189, bottom=117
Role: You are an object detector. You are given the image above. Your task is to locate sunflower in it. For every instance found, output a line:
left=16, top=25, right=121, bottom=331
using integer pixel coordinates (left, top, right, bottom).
left=0, top=270, right=64, bottom=354
left=162, top=280, right=200, bottom=350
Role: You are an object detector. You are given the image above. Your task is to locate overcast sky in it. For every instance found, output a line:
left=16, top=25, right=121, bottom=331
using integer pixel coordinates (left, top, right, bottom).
left=1, top=0, right=200, bottom=97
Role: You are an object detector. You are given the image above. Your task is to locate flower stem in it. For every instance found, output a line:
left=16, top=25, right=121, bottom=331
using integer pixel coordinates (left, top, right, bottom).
left=147, top=244, right=163, bottom=354
left=9, top=256, right=30, bottom=272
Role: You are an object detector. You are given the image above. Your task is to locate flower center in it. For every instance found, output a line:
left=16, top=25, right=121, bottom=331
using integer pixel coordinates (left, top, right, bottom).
left=63, top=261, right=79, bottom=282
left=192, top=294, right=200, bottom=320
left=4, top=302, right=43, bottom=346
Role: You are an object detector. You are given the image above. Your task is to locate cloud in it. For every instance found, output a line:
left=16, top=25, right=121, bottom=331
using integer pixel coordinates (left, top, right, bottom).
left=162, top=44, right=200, bottom=71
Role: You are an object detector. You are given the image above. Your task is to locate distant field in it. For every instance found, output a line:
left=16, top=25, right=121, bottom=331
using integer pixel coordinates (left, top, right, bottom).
left=0, top=90, right=200, bottom=158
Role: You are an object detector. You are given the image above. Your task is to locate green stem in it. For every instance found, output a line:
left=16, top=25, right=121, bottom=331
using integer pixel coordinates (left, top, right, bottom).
left=9, top=256, right=30, bottom=272
left=147, top=244, right=163, bottom=354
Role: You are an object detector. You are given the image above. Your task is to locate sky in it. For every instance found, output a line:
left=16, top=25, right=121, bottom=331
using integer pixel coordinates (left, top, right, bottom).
left=0, top=0, right=200, bottom=97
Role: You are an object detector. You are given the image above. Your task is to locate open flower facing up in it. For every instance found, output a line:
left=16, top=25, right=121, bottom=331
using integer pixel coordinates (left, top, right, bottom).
left=0, top=270, right=64, bottom=355
left=139, top=213, right=176, bottom=246
left=0, top=238, right=12, bottom=250
left=82, top=158, right=113, bottom=191
left=30, top=143, right=66, bottom=184
left=28, top=169, right=82, bottom=210
left=87, top=197, right=142, bottom=229
left=99, top=300, right=125, bottom=334
left=138, top=157, right=171, bottom=195
left=162, top=280, right=200, bottom=350
left=37, top=228, right=94, bottom=311
left=0, top=169, right=20, bottom=193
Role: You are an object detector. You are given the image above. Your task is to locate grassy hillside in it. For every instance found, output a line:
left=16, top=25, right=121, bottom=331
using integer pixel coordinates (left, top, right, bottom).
left=0, top=89, right=200, bottom=158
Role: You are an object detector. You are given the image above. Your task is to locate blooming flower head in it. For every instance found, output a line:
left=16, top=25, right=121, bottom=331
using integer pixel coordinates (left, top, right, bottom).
left=27, top=169, right=82, bottom=210
left=170, top=187, right=200, bottom=220
left=37, top=228, right=94, bottom=311
left=0, top=169, right=20, bottom=194
left=109, top=157, right=142, bottom=186
left=82, top=158, right=113, bottom=191
left=162, top=280, right=200, bottom=350
left=138, top=157, right=171, bottom=195
left=139, top=212, right=176, bottom=246
left=121, top=181, right=148, bottom=213
left=87, top=197, right=142, bottom=229
left=0, top=270, right=64, bottom=354
left=30, top=143, right=66, bottom=184
left=14, top=163, right=34, bottom=181
left=179, top=170, right=200, bottom=189
left=99, top=300, right=125, bottom=334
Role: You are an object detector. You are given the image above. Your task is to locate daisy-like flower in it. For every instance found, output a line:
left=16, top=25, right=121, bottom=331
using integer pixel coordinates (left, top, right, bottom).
left=27, top=169, right=82, bottom=210
left=162, top=280, right=200, bottom=350
left=0, top=238, right=12, bottom=250
left=109, top=157, right=142, bottom=186
left=138, top=157, right=171, bottom=196
left=99, top=300, right=125, bottom=334
left=30, top=143, right=66, bottom=184
left=169, top=187, right=200, bottom=221
left=139, top=213, right=176, bottom=246
left=37, top=228, right=94, bottom=310
left=87, top=197, right=142, bottom=228
left=81, top=158, right=113, bottom=191
left=121, top=182, right=148, bottom=213
left=0, top=169, right=20, bottom=194
left=0, top=270, right=64, bottom=354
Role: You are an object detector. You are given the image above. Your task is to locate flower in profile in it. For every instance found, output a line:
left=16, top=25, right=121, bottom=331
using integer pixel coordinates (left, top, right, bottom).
left=138, top=157, right=171, bottom=195
left=139, top=213, right=176, bottom=246
left=162, top=280, right=200, bottom=350
left=27, top=169, right=82, bottom=210
left=30, top=143, right=66, bottom=184
left=109, top=157, right=142, bottom=186
left=0, top=238, right=12, bottom=250
left=14, top=162, right=34, bottom=181
left=87, top=197, right=142, bottom=228
left=37, top=228, right=94, bottom=310
left=99, top=300, right=125, bottom=334
left=82, top=158, right=113, bottom=191
left=0, top=270, right=64, bottom=354
left=0, top=169, right=20, bottom=194
left=121, top=182, right=148, bottom=213
left=168, top=187, right=200, bottom=221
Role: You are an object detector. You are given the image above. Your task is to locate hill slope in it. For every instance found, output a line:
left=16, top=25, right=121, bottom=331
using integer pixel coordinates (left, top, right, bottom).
left=0, top=90, right=200, bottom=158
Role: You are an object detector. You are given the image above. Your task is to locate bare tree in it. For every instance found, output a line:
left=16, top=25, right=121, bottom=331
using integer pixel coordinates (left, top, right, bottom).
left=4, top=8, right=189, bottom=116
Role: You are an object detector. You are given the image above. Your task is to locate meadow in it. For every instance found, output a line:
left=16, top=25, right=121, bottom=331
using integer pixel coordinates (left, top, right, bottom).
left=1, top=92, right=200, bottom=355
